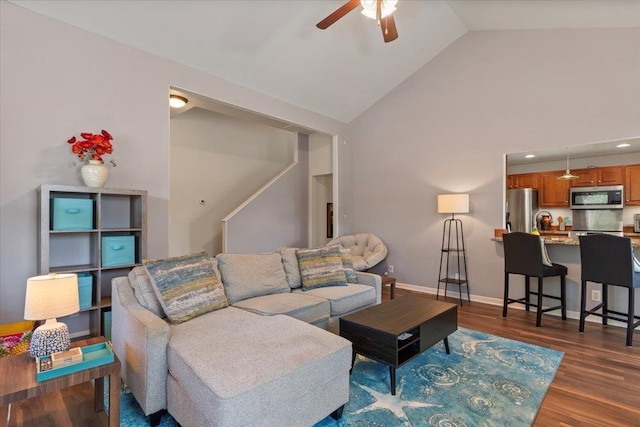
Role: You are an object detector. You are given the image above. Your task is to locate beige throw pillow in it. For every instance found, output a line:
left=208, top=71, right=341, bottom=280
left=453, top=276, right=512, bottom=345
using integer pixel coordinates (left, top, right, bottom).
left=128, top=266, right=165, bottom=318
left=216, top=252, right=290, bottom=305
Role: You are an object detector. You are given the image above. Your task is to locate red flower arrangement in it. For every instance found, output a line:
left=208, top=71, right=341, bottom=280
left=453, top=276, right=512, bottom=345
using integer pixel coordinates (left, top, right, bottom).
left=67, top=130, right=114, bottom=162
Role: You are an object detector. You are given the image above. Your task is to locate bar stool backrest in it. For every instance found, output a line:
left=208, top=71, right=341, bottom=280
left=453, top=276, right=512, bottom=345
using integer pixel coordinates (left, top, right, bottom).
left=503, top=232, right=544, bottom=277
left=578, top=234, right=634, bottom=288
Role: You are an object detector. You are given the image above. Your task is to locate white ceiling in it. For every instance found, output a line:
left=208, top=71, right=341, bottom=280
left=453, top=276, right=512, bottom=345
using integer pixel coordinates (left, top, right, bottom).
left=11, top=0, right=640, bottom=123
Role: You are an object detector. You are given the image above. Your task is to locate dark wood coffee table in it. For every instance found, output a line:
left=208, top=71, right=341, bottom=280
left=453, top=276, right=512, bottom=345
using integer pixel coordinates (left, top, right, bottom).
left=380, top=275, right=397, bottom=299
left=340, top=295, right=457, bottom=395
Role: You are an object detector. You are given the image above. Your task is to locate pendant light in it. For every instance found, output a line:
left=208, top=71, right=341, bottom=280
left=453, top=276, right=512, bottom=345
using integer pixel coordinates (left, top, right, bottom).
left=557, top=151, right=579, bottom=180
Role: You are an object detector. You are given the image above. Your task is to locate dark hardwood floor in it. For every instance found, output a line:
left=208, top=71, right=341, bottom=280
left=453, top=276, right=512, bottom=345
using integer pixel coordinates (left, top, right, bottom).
left=3, top=287, right=638, bottom=426
left=387, top=287, right=640, bottom=427
left=0, top=382, right=107, bottom=427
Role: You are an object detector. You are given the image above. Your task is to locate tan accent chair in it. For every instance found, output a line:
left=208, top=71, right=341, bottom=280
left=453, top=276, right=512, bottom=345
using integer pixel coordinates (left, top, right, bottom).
left=328, top=233, right=388, bottom=271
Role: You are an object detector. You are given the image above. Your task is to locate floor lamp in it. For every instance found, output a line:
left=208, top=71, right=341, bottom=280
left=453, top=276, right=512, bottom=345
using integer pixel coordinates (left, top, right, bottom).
left=437, top=194, right=470, bottom=305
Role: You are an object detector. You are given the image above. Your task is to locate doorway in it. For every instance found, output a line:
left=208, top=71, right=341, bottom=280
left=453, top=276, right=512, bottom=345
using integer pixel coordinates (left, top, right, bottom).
left=311, top=173, right=333, bottom=247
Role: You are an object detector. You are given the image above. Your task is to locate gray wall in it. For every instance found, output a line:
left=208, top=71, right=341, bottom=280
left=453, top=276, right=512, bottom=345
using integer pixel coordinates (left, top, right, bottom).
left=346, top=29, right=640, bottom=314
left=0, top=2, right=345, bottom=323
left=2, top=2, right=639, bottom=323
left=223, top=135, right=309, bottom=253
left=309, top=133, right=334, bottom=247
left=169, top=107, right=296, bottom=257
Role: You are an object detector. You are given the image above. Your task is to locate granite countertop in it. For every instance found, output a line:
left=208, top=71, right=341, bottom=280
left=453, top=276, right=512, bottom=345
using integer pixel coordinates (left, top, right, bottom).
left=492, top=234, right=640, bottom=248
left=491, top=235, right=580, bottom=245
left=539, top=236, right=579, bottom=245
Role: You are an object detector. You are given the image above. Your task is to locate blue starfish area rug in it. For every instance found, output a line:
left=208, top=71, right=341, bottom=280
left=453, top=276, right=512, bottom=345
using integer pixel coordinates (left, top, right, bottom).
left=116, top=328, right=563, bottom=426
left=314, top=327, right=563, bottom=427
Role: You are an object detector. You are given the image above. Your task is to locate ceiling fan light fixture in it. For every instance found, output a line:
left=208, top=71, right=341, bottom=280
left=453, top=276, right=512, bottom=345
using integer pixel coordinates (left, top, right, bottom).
left=360, top=0, right=397, bottom=20
left=169, top=95, right=188, bottom=109
left=316, top=0, right=398, bottom=43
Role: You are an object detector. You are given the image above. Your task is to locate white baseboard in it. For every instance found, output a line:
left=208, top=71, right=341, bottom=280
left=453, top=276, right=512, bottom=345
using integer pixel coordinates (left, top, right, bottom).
left=395, top=282, right=636, bottom=330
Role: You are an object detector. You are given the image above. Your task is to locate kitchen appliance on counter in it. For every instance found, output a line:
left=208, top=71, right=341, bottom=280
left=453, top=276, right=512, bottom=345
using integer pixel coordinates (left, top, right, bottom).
left=506, top=188, right=538, bottom=233
left=635, top=213, right=640, bottom=233
left=535, top=210, right=552, bottom=231
left=569, top=186, right=624, bottom=236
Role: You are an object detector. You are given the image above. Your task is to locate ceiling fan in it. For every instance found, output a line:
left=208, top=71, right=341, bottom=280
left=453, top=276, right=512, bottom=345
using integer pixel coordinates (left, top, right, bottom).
left=316, top=0, right=399, bottom=43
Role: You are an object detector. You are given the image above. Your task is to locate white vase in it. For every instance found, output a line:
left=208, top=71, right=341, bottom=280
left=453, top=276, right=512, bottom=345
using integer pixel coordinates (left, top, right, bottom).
left=81, top=159, right=108, bottom=188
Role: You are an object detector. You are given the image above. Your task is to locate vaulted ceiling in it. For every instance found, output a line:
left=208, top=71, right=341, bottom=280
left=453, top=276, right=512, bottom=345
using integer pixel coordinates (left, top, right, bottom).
left=11, top=0, right=640, bottom=123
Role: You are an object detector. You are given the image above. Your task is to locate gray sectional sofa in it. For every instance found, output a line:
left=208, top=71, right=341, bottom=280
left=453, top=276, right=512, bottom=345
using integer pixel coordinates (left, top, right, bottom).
left=111, top=247, right=382, bottom=426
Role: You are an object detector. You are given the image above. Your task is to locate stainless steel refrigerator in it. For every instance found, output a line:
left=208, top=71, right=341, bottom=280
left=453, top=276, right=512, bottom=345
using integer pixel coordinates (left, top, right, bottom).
left=506, top=188, right=538, bottom=233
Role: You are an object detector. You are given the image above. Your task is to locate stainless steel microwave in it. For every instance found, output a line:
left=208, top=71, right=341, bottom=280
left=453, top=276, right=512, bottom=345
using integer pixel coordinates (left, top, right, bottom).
left=570, top=185, right=623, bottom=209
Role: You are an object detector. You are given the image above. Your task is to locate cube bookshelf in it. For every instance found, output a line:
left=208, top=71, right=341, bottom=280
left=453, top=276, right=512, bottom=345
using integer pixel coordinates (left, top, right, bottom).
left=38, top=184, right=147, bottom=339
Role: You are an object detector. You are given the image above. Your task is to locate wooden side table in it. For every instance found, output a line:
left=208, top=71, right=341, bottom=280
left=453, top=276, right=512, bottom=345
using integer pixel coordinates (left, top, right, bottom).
left=381, top=275, right=397, bottom=299
left=0, top=337, right=120, bottom=427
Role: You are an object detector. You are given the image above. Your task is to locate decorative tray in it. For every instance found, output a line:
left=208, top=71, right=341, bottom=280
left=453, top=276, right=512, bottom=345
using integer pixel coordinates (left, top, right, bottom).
left=36, top=341, right=114, bottom=382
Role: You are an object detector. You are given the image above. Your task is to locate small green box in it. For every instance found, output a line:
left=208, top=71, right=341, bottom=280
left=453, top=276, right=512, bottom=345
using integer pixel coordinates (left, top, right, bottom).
left=52, top=198, right=93, bottom=230
left=103, top=311, right=112, bottom=342
left=36, top=342, right=115, bottom=382
left=77, top=273, right=93, bottom=309
left=101, top=235, right=135, bottom=267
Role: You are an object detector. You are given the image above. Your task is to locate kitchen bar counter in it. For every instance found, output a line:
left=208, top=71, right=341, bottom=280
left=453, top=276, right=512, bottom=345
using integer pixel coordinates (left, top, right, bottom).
left=492, top=234, right=640, bottom=247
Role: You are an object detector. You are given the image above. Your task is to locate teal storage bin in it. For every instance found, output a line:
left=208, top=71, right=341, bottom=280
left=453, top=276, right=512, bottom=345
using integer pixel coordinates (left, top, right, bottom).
left=77, top=273, right=93, bottom=309
left=103, top=311, right=112, bottom=342
left=101, top=236, right=135, bottom=267
left=52, top=198, right=93, bottom=230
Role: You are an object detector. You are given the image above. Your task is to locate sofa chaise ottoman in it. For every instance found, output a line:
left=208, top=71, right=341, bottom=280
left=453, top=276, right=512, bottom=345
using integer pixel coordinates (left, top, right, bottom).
left=112, top=247, right=382, bottom=426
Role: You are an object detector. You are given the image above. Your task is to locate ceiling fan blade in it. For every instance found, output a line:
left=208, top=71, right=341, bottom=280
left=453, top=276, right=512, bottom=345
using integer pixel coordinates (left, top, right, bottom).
left=316, top=0, right=361, bottom=29
left=381, top=13, right=398, bottom=43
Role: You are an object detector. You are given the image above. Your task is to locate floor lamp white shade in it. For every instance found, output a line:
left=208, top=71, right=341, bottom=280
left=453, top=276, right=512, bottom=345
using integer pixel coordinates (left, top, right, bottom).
left=436, top=194, right=471, bottom=304
left=24, top=273, right=79, bottom=357
left=438, top=194, right=470, bottom=216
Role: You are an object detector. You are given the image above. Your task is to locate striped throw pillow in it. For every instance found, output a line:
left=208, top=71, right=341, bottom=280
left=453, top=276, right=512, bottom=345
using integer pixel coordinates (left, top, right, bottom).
left=296, top=245, right=348, bottom=290
left=144, top=251, right=228, bottom=324
left=338, top=246, right=358, bottom=283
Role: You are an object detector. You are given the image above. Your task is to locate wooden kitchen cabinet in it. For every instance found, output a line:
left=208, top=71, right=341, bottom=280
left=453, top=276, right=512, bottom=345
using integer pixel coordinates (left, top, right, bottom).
left=570, top=166, right=623, bottom=187
left=570, top=168, right=597, bottom=187
left=507, top=163, right=634, bottom=206
left=597, top=166, right=624, bottom=185
left=625, top=164, right=640, bottom=205
left=507, top=173, right=538, bottom=189
left=539, top=171, right=570, bottom=207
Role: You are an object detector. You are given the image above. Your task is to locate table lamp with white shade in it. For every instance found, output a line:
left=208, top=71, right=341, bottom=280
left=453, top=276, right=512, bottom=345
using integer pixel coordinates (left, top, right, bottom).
left=24, top=273, right=79, bottom=358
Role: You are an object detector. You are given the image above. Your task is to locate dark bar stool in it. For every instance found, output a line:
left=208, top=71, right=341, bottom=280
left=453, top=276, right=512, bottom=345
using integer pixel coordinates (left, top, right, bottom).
left=503, top=232, right=567, bottom=327
left=578, top=234, right=640, bottom=346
